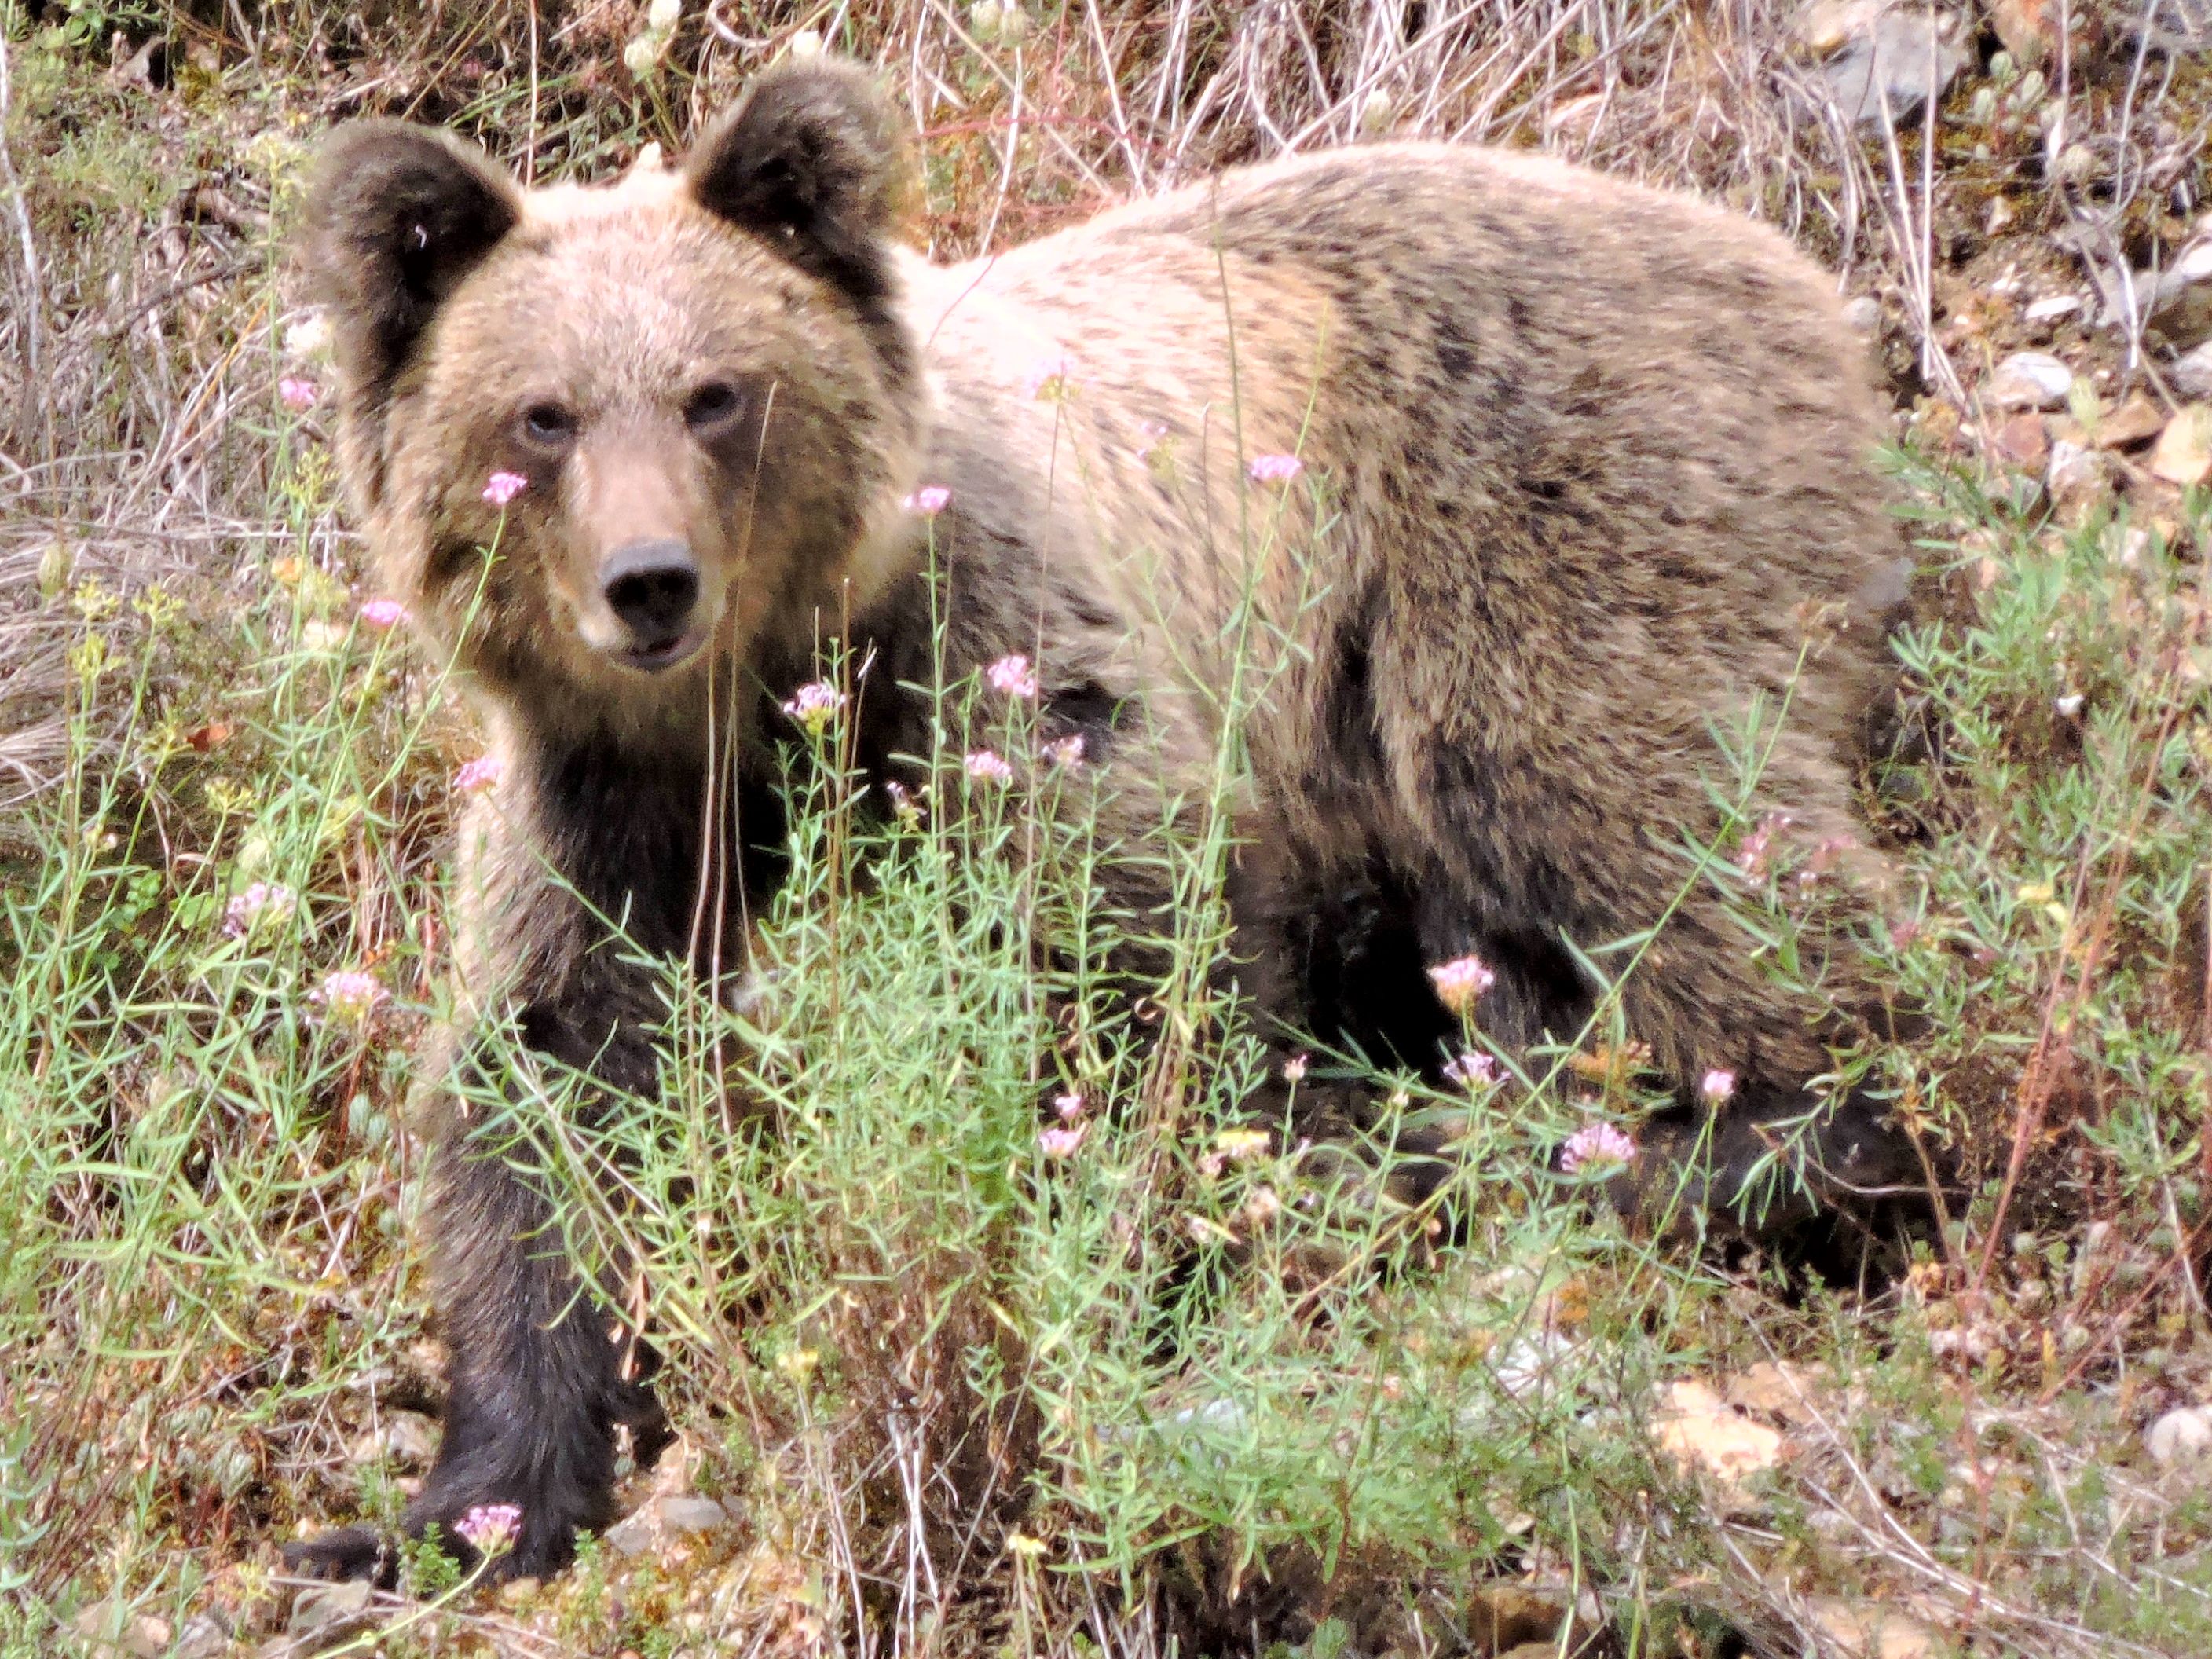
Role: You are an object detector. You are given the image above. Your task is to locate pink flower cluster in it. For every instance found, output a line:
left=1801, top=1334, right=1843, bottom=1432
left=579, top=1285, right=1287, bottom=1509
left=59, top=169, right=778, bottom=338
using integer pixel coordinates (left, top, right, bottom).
left=1020, top=351, right=1076, bottom=401
left=1039, top=1091, right=1091, bottom=1156
left=903, top=485, right=951, bottom=516
left=1043, top=734, right=1086, bottom=768
left=279, top=377, right=320, bottom=413
left=1442, top=1050, right=1501, bottom=1090
left=1247, top=453, right=1304, bottom=484
left=313, top=969, right=387, bottom=1024
left=455, top=1502, right=522, bottom=1556
left=1041, top=1122, right=1088, bottom=1158
left=482, top=471, right=528, bottom=507
left=884, top=779, right=922, bottom=824
left=1559, top=1121, right=1636, bottom=1175
left=359, top=598, right=409, bottom=630
left=782, top=679, right=846, bottom=734
left=985, top=654, right=1038, bottom=699
left=1734, top=811, right=1792, bottom=877
left=1699, top=1068, right=1736, bottom=1104
left=1427, top=954, right=1496, bottom=1014
left=454, top=754, right=504, bottom=793
left=964, top=749, right=1013, bottom=786
left=222, top=881, right=296, bottom=939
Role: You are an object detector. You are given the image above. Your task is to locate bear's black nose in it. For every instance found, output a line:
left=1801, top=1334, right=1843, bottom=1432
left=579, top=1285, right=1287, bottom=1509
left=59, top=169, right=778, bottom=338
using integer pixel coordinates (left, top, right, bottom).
left=601, top=539, right=701, bottom=657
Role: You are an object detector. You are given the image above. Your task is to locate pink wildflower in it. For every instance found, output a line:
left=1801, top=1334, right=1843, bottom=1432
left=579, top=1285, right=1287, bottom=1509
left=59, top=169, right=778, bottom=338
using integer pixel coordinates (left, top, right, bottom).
left=1443, top=1050, right=1502, bottom=1089
left=1040, top=1122, right=1088, bottom=1158
left=1734, top=811, right=1793, bottom=877
left=1699, top=1069, right=1737, bottom=1104
left=222, top=881, right=295, bottom=939
left=964, top=749, right=1013, bottom=786
left=1247, top=453, right=1304, bottom=484
left=1020, top=351, right=1075, bottom=401
left=884, top=779, right=922, bottom=824
left=454, top=1503, right=522, bottom=1556
left=278, top=376, right=320, bottom=412
left=1044, top=733, right=1086, bottom=768
left=482, top=471, right=528, bottom=507
left=453, top=754, right=504, bottom=793
left=985, top=654, right=1038, bottom=699
left=1427, top=954, right=1496, bottom=1015
left=903, top=484, right=951, bottom=516
left=359, top=598, right=409, bottom=629
left=781, top=679, right=846, bottom=734
left=1559, top=1121, right=1636, bottom=1175
left=1281, top=1053, right=1309, bottom=1084
left=1053, top=1092, right=1086, bottom=1121
left=313, top=969, right=387, bottom=1024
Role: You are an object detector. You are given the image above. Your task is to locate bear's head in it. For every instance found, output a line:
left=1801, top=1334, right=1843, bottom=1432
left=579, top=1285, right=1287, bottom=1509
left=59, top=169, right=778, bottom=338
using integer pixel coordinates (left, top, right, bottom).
left=305, top=60, right=922, bottom=740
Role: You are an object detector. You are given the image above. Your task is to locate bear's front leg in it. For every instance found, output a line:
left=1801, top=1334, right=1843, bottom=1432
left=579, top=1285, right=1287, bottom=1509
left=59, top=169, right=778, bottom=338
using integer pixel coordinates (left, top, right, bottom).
left=287, top=1046, right=668, bottom=1586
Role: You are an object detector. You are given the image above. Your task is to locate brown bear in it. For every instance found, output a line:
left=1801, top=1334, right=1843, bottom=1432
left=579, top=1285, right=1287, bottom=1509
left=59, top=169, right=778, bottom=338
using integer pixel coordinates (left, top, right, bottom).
left=291, top=57, right=1914, bottom=1582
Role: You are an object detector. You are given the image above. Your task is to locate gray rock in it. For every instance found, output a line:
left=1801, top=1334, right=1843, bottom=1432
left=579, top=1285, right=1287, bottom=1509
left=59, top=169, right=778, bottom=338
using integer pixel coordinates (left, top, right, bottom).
left=2146, top=1404, right=2212, bottom=1470
left=68, top=1602, right=169, bottom=1658
left=2172, top=339, right=2212, bottom=401
left=655, top=1495, right=732, bottom=1533
left=1801, top=2, right=1968, bottom=130
left=169, top=1613, right=232, bottom=1659
left=1988, top=350, right=2072, bottom=410
left=2154, top=239, right=2212, bottom=315
left=2047, top=439, right=2115, bottom=519
left=287, top=1579, right=372, bottom=1640
left=602, top=1492, right=733, bottom=1557
left=1840, top=295, right=1881, bottom=335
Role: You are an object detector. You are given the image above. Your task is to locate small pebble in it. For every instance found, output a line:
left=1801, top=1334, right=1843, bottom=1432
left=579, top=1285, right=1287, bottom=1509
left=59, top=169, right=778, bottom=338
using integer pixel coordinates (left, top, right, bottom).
left=2172, top=339, right=2212, bottom=400
left=170, top=1613, right=232, bottom=1659
left=288, top=1578, right=373, bottom=1637
left=2046, top=438, right=2115, bottom=518
left=1988, top=350, right=2073, bottom=410
left=68, top=1602, right=169, bottom=1658
left=1840, top=295, right=1881, bottom=335
left=2146, top=1404, right=2212, bottom=1470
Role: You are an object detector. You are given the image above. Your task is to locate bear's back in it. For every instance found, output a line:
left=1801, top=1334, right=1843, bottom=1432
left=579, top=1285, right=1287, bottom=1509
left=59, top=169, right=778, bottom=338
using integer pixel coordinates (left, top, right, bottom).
left=898, top=142, right=1898, bottom=775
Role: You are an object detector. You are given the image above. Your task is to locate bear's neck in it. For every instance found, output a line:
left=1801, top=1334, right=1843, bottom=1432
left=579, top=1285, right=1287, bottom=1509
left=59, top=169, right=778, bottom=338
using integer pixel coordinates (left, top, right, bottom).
left=520, top=720, right=786, bottom=964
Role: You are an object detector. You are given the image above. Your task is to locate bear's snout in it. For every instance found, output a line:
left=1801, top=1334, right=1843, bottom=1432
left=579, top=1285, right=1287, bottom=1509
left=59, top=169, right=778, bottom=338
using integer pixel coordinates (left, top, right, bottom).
left=599, top=538, right=703, bottom=669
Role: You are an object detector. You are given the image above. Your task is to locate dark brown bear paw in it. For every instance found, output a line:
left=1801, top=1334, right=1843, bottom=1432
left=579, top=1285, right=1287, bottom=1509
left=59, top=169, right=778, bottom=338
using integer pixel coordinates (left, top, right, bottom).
left=283, top=1491, right=583, bottom=1591
left=283, top=1525, right=399, bottom=1588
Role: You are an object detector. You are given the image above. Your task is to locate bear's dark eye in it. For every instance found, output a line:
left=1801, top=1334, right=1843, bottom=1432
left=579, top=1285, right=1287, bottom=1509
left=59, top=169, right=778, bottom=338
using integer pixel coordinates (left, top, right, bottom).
left=520, top=402, right=577, bottom=447
left=683, top=381, right=745, bottom=434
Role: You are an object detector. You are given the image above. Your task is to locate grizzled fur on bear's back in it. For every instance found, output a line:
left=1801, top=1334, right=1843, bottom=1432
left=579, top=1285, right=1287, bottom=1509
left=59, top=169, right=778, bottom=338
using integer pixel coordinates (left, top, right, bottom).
left=897, top=140, right=1898, bottom=758
left=891, top=140, right=1902, bottom=1086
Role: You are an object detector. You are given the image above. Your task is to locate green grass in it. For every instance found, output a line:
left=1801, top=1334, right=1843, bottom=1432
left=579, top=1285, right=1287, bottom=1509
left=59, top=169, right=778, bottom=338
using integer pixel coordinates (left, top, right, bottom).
left=9, top=379, right=2212, bottom=1659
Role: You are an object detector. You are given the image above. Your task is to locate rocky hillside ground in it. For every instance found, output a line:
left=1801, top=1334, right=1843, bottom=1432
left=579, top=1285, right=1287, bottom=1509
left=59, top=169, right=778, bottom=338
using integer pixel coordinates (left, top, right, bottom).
left=8, top=2, right=2212, bottom=1657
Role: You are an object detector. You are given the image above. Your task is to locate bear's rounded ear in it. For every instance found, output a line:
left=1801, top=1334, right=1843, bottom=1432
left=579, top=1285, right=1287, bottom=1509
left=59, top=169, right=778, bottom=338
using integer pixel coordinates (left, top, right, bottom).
left=685, top=58, right=906, bottom=305
left=305, top=121, right=522, bottom=406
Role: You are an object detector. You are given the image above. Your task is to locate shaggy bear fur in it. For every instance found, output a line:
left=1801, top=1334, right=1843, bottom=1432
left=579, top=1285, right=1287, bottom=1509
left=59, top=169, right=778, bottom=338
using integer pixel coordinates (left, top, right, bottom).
left=290, top=57, right=1914, bottom=1582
